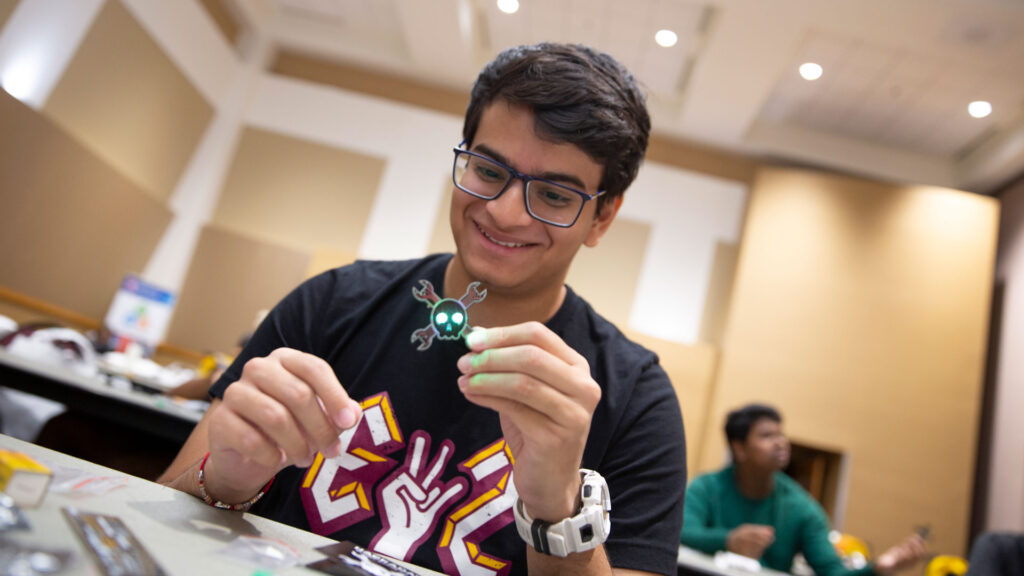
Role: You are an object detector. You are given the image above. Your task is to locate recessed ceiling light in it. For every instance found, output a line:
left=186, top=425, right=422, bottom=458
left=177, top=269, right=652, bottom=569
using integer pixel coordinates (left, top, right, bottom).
left=968, top=100, right=992, bottom=118
left=799, top=62, right=823, bottom=81
left=497, top=0, right=519, bottom=14
left=0, top=58, right=37, bottom=103
left=655, top=29, right=678, bottom=48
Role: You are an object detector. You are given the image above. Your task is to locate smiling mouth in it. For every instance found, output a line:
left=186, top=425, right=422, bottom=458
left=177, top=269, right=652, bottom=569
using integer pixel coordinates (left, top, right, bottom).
left=476, top=223, right=530, bottom=248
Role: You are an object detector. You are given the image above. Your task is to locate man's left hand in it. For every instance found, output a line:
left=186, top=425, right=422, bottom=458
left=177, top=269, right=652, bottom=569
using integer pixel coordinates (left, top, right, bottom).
left=456, top=322, right=601, bottom=523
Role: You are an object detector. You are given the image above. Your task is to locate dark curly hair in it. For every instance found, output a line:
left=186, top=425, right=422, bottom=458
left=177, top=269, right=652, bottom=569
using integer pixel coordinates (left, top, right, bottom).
left=462, top=43, right=650, bottom=209
left=725, top=403, right=782, bottom=445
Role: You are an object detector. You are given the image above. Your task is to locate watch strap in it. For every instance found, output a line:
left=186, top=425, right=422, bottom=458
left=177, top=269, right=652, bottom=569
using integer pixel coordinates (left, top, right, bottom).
left=513, top=469, right=610, bottom=557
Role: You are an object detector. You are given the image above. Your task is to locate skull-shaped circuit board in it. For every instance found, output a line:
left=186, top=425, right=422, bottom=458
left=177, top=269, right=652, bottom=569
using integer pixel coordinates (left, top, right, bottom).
left=410, top=280, right=487, bottom=351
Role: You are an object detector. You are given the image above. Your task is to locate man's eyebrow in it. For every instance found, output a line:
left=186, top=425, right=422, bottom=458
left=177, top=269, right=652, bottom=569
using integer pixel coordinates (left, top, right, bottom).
left=472, top=144, right=589, bottom=191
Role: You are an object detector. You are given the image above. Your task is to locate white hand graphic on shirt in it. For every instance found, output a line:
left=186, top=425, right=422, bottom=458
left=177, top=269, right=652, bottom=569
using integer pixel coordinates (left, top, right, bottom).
left=372, top=432, right=467, bottom=561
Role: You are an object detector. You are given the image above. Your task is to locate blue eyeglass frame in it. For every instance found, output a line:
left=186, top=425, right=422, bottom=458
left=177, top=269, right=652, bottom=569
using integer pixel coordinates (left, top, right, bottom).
left=451, top=143, right=606, bottom=228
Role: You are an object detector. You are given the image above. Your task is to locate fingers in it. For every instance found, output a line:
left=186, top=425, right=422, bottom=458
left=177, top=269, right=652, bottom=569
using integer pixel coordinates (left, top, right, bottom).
left=457, top=325, right=601, bottom=418
left=899, top=534, right=928, bottom=561
left=459, top=343, right=593, bottom=399
left=217, top=348, right=359, bottom=468
left=458, top=371, right=591, bottom=429
left=275, top=349, right=362, bottom=428
left=207, top=401, right=284, bottom=469
left=223, top=382, right=314, bottom=465
left=466, top=322, right=586, bottom=367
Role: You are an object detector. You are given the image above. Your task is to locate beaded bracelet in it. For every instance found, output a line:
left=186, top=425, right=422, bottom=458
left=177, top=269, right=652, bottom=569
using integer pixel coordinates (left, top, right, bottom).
left=197, top=452, right=274, bottom=511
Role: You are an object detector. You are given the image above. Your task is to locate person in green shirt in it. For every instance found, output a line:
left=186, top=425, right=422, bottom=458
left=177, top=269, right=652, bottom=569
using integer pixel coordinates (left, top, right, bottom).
left=681, top=403, right=927, bottom=575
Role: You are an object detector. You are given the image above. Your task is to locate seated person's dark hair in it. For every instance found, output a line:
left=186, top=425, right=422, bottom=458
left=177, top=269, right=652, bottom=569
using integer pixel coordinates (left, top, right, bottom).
left=725, top=403, right=782, bottom=444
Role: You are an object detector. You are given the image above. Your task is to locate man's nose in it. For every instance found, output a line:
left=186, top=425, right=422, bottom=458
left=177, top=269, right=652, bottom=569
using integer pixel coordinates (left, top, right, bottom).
left=487, top=179, right=533, bottom=226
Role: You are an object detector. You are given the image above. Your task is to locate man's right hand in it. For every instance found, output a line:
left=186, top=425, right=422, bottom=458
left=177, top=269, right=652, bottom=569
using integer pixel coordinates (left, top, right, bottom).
left=726, top=524, right=776, bottom=559
left=874, top=533, right=927, bottom=575
left=201, top=348, right=362, bottom=505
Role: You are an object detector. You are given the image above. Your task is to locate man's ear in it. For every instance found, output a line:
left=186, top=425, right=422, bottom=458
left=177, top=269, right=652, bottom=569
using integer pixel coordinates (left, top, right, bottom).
left=730, top=440, right=747, bottom=464
left=584, top=195, right=623, bottom=248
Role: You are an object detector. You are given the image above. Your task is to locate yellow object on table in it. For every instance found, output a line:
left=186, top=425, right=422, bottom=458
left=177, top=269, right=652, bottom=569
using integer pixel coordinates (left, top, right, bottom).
left=0, top=449, right=52, bottom=508
left=926, top=555, right=968, bottom=576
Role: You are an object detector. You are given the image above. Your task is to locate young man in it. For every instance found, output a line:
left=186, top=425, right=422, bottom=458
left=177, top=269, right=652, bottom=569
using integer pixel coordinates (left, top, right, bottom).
left=159, top=43, right=686, bottom=576
left=681, top=404, right=926, bottom=575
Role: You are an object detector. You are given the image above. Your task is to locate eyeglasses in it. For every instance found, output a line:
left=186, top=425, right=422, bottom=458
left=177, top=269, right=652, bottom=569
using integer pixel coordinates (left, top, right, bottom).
left=452, top=146, right=605, bottom=228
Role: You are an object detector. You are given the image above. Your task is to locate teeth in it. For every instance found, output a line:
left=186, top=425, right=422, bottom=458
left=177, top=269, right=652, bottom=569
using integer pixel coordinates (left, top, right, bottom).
left=479, top=225, right=527, bottom=248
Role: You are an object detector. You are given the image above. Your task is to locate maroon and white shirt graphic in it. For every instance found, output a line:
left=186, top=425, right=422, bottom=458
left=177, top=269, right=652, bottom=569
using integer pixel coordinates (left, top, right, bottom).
left=301, top=392, right=519, bottom=575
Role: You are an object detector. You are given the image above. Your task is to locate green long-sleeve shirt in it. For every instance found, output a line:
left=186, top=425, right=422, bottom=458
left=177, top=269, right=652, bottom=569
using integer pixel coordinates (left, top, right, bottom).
left=681, top=466, right=875, bottom=576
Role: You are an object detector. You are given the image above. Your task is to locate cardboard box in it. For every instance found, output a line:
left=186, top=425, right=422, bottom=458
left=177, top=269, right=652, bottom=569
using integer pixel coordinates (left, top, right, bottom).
left=0, top=449, right=52, bottom=508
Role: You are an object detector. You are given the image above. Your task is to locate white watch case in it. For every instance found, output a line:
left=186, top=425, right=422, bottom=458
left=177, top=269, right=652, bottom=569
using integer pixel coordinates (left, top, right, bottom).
left=513, top=469, right=611, bottom=557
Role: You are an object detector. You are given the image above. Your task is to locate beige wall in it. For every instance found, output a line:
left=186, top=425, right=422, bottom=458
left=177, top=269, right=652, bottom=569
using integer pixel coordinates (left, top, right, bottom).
left=165, top=226, right=310, bottom=354
left=170, top=125, right=385, bottom=352
left=42, top=0, right=213, bottom=201
left=211, top=126, right=385, bottom=254
left=701, top=166, right=998, bottom=557
left=0, top=89, right=171, bottom=321
left=0, top=0, right=17, bottom=29
left=698, top=242, right=740, bottom=345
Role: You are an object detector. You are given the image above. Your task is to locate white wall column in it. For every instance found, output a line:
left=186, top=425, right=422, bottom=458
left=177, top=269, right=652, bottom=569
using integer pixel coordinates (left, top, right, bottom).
left=142, top=20, right=274, bottom=293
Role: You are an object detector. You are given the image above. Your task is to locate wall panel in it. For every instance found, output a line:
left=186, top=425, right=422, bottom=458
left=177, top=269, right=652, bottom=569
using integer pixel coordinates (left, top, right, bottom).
left=0, top=90, right=170, bottom=321
left=165, top=226, right=310, bottom=354
left=211, top=126, right=385, bottom=255
left=42, top=0, right=213, bottom=200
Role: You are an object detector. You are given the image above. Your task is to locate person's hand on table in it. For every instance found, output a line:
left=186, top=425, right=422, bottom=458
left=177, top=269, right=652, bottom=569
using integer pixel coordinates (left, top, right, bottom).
left=726, top=524, right=775, bottom=560
left=456, top=322, right=600, bottom=523
left=202, top=348, right=363, bottom=505
left=874, top=533, right=927, bottom=575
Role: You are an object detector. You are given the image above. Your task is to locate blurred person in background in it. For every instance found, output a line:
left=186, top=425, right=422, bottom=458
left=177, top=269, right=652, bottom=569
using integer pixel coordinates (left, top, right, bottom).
left=681, top=403, right=927, bottom=576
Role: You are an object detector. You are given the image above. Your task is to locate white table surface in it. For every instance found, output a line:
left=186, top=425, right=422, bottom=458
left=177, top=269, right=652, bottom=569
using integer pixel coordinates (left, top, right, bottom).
left=678, top=545, right=793, bottom=576
left=0, top=434, right=438, bottom=575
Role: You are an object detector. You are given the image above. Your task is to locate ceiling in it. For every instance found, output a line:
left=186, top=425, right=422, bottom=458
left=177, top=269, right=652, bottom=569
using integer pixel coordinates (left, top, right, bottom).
left=226, top=0, right=1024, bottom=194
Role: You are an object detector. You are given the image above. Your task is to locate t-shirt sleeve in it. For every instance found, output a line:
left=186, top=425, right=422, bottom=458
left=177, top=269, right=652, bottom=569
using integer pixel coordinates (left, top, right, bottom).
left=798, top=498, right=875, bottom=576
left=680, top=475, right=730, bottom=553
left=601, top=362, right=687, bottom=576
left=208, top=270, right=336, bottom=398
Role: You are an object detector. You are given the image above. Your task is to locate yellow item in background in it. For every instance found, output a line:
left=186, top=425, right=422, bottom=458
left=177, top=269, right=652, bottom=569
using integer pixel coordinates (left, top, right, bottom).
left=829, top=531, right=871, bottom=570
left=0, top=449, right=52, bottom=508
left=927, top=555, right=968, bottom=576
left=196, top=352, right=233, bottom=378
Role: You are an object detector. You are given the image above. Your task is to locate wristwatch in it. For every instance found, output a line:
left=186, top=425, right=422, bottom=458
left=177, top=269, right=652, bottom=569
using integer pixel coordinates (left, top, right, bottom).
left=513, top=469, right=611, bottom=557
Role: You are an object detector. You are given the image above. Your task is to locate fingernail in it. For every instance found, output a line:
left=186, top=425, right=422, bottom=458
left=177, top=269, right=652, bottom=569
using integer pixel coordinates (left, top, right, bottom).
left=465, top=328, right=486, bottom=348
left=335, top=406, right=358, bottom=429
left=457, top=354, right=471, bottom=373
left=457, top=375, right=468, bottom=391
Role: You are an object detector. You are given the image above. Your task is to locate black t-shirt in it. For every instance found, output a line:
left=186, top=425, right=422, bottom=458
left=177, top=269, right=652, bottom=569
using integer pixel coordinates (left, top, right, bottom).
left=210, top=254, right=686, bottom=575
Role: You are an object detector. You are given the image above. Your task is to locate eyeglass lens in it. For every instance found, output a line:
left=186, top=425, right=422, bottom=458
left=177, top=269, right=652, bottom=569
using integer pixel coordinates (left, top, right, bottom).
left=454, top=152, right=583, bottom=226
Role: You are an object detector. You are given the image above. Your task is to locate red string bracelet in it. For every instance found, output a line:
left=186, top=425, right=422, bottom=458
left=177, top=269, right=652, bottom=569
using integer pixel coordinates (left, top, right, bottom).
left=197, top=452, right=274, bottom=511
